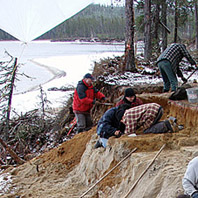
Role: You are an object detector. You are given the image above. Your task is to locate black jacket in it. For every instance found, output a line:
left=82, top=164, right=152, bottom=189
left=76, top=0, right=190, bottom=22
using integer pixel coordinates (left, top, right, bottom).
left=97, top=107, right=125, bottom=139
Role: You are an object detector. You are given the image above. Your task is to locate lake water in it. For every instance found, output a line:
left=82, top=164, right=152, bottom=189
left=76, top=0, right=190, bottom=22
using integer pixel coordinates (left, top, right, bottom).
left=0, top=40, right=124, bottom=93
left=0, top=40, right=124, bottom=115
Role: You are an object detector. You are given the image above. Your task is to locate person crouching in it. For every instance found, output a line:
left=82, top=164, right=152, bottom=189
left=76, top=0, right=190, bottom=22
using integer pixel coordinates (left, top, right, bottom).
left=94, top=104, right=131, bottom=148
left=121, top=103, right=164, bottom=135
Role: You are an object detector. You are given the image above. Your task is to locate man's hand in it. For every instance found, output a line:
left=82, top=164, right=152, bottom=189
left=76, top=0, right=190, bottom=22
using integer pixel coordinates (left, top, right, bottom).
left=115, top=130, right=122, bottom=138
left=114, top=130, right=120, bottom=136
left=101, top=97, right=106, bottom=102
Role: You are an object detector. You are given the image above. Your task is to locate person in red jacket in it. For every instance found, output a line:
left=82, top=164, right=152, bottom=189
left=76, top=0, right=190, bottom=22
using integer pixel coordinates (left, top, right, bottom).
left=116, top=88, right=143, bottom=108
left=73, top=73, right=105, bottom=133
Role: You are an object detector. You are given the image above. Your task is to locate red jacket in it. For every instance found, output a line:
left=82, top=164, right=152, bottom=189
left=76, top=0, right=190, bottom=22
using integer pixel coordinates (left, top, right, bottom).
left=116, top=97, right=143, bottom=108
left=73, top=80, right=105, bottom=113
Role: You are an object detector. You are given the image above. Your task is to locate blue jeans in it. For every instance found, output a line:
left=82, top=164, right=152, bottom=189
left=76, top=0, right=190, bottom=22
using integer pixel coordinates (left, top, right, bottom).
left=192, top=192, right=198, bottom=198
left=99, top=138, right=108, bottom=148
left=157, top=60, right=178, bottom=91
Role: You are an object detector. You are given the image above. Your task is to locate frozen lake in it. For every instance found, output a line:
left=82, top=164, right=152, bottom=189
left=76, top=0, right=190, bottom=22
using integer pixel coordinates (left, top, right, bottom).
left=0, top=40, right=124, bottom=115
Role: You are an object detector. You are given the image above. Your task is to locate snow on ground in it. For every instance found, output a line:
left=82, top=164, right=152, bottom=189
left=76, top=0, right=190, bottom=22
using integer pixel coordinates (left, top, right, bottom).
left=11, top=52, right=123, bottom=116
left=12, top=54, right=198, bottom=116
left=0, top=172, right=13, bottom=196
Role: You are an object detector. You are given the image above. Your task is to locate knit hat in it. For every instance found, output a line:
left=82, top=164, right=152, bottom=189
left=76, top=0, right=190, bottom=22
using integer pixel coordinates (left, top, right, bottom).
left=124, top=88, right=135, bottom=97
left=83, top=73, right=95, bottom=80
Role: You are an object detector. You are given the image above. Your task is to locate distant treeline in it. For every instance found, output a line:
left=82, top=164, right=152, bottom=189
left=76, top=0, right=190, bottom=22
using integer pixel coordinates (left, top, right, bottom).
left=0, top=4, right=126, bottom=41
left=39, top=4, right=125, bottom=41
left=0, top=29, right=15, bottom=40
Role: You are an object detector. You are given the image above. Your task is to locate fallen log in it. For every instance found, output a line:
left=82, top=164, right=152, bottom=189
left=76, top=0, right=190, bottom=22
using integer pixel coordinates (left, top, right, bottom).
left=0, top=138, right=25, bottom=165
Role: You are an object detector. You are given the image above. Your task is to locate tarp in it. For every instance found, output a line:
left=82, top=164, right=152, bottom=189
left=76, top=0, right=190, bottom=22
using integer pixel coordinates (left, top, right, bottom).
left=0, top=0, right=93, bottom=42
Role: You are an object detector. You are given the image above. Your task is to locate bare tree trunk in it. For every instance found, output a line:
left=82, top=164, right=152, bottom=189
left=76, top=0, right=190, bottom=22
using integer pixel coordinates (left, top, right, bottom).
left=124, top=0, right=136, bottom=72
left=174, top=0, right=178, bottom=43
left=195, top=0, right=198, bottom=50
left=5, top=57, right=18, bottom=140
left=144, top=0, right=152, bottom=61
left=6, top=58, right=18, bottom=122
left=161, top=0, right=167, bottom=51
left=153, top=2, right=160, bottom=55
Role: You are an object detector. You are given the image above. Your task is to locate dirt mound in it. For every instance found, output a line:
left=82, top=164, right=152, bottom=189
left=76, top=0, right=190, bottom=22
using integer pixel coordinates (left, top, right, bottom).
left=1, top=131, right=198, bottom=198
left=1, top=92, right=198, bottom=198
left=41, top=131, right=93, bottom=172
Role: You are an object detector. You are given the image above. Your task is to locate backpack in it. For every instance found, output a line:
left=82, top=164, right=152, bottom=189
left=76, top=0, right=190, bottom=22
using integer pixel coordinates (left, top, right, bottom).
left=169, top=84, right=192, bottom=100
left=144, top=120, right=173, bottom=134
left=169, top=87, right=187, bottom=100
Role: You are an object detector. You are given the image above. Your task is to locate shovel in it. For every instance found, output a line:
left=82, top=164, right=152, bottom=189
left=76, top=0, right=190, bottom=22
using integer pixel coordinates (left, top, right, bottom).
left=181, top=67, right=198, bottom=86
left=95, top=101, right=114, bottom=106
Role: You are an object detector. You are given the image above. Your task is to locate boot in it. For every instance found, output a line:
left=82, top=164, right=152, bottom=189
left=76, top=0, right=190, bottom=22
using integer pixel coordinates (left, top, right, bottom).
left=168, top=119, right=183, bottom=132
left=94, top=140, right=103, bottom=149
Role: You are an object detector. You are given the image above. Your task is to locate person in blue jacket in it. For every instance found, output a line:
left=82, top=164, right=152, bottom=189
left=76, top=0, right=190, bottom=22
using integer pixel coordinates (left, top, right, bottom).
left=94, top=104, right=131, bottom=148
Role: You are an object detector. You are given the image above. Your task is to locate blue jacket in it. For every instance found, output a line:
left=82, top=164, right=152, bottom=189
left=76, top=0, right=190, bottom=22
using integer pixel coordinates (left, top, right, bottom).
left=97, top=107, right=122, bottom=139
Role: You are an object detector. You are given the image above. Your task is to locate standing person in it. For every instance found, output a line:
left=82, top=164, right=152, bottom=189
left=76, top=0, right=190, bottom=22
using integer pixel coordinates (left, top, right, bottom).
left=72, top=73, right=105, bottom=133
left=157, top=43, right=196, bottom=92
left=182, top=156, right=198, bottom=198
left=95, top=104, right=131, bottom=148
left=121, top=103, right=165, bottom=135
left=116, top=88, right=143, bottom=107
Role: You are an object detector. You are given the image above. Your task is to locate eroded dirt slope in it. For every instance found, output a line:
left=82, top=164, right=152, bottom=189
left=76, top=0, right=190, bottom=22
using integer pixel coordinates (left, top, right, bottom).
left=1, top=92, right=198, bottom=198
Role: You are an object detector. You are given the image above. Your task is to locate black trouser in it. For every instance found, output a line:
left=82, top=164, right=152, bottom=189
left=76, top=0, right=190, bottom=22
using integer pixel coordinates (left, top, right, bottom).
left=152, top=106, right=163, bottom=126
left=75, top=113, right=93, bottom=133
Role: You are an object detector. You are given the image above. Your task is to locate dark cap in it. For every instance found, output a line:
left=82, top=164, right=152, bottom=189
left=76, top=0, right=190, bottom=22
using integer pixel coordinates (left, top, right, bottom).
left=83, top=73, right=95, bottom=80
left=124, top=88, right=135, bottom=97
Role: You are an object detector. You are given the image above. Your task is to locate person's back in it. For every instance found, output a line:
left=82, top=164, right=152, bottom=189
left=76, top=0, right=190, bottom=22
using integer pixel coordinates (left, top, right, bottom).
left=95, top=104, right=131, bottom=148
left=182, top=156, right=198, bottom=198
left=157, top=43, right=196, bottom=92
left=122, top=103, right=161, bottom=134
left=157, top=43, right=196, bottom=74
left=97, top=107, right=119, bottom=138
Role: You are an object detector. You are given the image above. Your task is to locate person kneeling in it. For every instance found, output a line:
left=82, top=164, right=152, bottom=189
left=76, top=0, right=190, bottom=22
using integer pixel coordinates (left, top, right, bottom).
left=121, top=103, right=173, bottom=135
left=94, top=104, right=131, bottom=148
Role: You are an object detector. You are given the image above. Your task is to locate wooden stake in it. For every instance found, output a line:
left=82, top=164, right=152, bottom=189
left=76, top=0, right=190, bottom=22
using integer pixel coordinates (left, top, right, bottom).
left=79, top=147, right=137, bottom=198
left=123, top=144, right=166, bottom=198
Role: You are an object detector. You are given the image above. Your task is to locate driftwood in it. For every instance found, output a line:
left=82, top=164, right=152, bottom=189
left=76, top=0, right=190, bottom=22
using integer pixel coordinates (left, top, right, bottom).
left=0, top=165, right=13, bottom=169
left=0, top=138, right=25, bottom=165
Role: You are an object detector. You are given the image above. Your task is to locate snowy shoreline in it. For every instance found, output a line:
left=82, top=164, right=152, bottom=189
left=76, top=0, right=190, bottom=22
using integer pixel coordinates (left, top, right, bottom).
left=11, top=52, right=124, bottom=116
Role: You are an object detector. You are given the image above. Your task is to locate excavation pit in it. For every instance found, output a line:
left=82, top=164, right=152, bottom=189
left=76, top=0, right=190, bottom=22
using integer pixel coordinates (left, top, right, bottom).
left=108, top=92, right=198, bottom=153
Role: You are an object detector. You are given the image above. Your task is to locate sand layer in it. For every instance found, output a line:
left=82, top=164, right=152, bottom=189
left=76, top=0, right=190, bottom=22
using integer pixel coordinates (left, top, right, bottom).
left=1, top=92, right=198, bottom=198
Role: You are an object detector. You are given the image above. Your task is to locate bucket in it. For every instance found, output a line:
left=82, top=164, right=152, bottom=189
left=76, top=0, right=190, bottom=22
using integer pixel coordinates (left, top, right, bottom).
left=186, top=87, right=198, bottom=103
